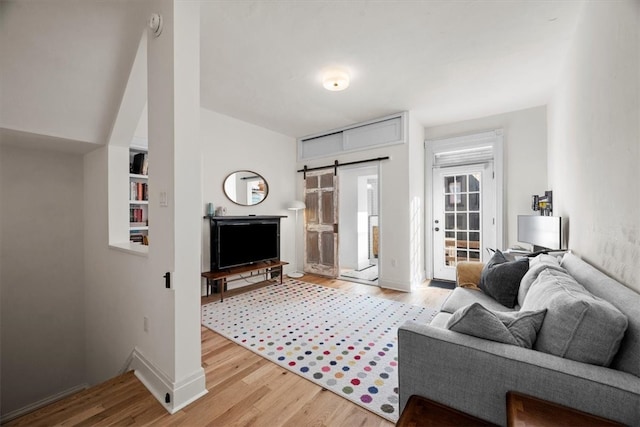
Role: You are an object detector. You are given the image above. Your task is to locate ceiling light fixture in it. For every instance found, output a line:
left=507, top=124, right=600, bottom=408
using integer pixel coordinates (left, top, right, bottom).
left=323, top=70, right=350, bottom=91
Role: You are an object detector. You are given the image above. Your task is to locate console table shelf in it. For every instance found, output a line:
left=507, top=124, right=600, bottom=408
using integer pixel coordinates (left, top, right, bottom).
left=201, top=260, right=288, bottom=302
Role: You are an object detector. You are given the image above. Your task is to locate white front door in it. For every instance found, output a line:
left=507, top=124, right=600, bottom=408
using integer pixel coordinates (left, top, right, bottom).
left=432, top=164, right=495, bottom=281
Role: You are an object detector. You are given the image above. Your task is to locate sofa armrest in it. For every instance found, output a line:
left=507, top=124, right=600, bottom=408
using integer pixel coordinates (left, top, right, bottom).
left=456, top=261, right=484, bottom=288
left=398, top=320, right=640, bottom=426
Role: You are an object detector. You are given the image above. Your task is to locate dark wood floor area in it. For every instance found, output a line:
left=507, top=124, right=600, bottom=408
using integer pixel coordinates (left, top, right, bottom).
left=6, top=274, right=450, bottom=427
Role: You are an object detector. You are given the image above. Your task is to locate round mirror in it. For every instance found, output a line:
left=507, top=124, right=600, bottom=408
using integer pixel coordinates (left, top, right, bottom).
left=223, top=170, right=269, bottom=206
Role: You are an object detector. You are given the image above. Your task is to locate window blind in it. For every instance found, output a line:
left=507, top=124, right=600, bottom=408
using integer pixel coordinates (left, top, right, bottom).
left=433, top=145, right=494, bottom=167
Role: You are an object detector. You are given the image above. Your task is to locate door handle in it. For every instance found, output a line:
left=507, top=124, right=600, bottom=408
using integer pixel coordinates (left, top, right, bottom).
left=434, top=227, right=440, bottom=232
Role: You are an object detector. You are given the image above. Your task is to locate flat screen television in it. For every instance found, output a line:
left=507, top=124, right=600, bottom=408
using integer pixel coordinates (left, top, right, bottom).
left=211, top=219, right=280, bottom=271
left=517, top=215, right=562, bottom=251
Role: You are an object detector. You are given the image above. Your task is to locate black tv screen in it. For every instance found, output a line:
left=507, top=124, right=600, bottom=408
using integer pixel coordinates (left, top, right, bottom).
left=213, top=221, right=280, bottom=270
left=517, top=215, right=562, bottom=251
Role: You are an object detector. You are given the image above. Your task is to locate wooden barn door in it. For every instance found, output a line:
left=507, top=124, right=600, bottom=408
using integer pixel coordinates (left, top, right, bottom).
left=304, top=170, right=339, bottom=277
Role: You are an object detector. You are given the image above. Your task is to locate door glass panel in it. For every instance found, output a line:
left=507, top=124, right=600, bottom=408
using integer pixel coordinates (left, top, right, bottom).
left=445, top=197, right=455, bottom=212
left=442, top=172, right=482, bottom=267
left=457, top=193, right=467, bottom=211
left=469, top=213, right=480, bottom=230
left=469, top=193, right=479, bottom=211
left=456, top=213, right=467, bottom=230
left=469, top=174, right=480, bottom=191
left=456, top=175, right=467, bottom=192
left=444, top=176, right=455, bottom=193
left=445, top=213, right=454, bottom=229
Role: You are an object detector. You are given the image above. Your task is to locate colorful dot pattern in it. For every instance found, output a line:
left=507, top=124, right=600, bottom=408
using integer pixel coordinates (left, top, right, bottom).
left=201, top=279, right=437, bottom=422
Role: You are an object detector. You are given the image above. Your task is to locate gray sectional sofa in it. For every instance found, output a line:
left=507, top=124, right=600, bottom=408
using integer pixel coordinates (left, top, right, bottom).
left=398, top=252, right=640, bottom=426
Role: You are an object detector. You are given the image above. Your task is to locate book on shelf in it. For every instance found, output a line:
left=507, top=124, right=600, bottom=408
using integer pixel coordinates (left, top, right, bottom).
left=129, top=207, right=146, bottom=223
left=129, top=182, right=148, bottom=201
left=130, top=233, right=144, bottom=243
left=129, top=232, right=149, bottom=246
left=131, top=152, right=147, bottom=175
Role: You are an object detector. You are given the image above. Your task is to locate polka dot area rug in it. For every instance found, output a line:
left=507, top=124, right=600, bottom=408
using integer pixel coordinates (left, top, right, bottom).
left=201, top=279, right=438, bottom=422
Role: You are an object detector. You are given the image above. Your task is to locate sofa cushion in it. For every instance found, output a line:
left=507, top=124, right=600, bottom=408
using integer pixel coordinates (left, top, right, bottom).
left=441, top=287, right=517, bottom=314
left=430, top=312, right=453, bottom=328
left=561, top=252, right=640, bottom=377
left=445, top=302, right=546, bottom=348
left=517, top=254, right=568, bottom=307
left=521, top=268, right=628, bottom=366
left=479, top=250, right=529, bottom=308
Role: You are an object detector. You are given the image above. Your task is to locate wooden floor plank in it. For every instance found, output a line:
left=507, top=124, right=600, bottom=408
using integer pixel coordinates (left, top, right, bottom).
left=282, top=388, right=345, bottom=427
left=6, top=274, right=450, bottom=427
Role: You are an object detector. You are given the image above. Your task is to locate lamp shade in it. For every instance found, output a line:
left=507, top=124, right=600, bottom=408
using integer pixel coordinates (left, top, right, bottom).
left=287, top=200, right=306, bottom=211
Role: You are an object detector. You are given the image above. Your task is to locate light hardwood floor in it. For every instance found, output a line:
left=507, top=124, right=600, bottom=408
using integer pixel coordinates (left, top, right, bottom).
left=6, top=275, right=451, bottom=427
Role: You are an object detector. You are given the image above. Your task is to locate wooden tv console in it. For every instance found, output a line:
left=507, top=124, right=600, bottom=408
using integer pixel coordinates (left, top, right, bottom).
left=201, top=260, right=288, bottom=302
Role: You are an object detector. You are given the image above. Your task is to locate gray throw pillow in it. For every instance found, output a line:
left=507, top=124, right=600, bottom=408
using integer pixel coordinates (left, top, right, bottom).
left=445, top=302, right=546, bottom=348
left=479, top=250, right=529, bottom=308
left=521, top=268, right=628, bottom=366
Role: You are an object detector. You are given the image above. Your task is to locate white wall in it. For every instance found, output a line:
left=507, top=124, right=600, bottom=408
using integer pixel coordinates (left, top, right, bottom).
left=200, top=108, right=297, bottom=282
left=85, top=145, right=148, bottom=380
left=548, top=0, right=640, bottom=292
left=424, top=106, right=548, bottom=248
left=0, top=144, right=85, bottom=416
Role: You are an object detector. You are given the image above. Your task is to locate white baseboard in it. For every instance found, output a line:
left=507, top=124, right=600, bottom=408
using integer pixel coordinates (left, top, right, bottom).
left=378, top=278, right=411, bottom=292
left=378, top=271, right=426, bottom=292
left=0, top=383, right=88, bottom=424
left=130, top=347, right=207, bottom=414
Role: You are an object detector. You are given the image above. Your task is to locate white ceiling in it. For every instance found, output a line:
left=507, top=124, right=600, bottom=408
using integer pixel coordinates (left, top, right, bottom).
left=0, top=0, right=583, bottom=150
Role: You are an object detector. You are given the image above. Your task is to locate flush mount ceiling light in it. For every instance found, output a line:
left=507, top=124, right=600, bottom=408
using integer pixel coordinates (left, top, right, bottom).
left=323, top=70, right=350, bottom=91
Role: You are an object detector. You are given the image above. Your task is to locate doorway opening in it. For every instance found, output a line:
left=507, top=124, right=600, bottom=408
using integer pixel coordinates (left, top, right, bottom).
left=338, top=164, right=380, bottom=285
left=425, top=130, right=504, bottom=281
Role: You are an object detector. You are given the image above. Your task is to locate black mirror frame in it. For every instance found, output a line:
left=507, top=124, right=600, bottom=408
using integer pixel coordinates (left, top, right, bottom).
left=222, top=170, right=269, bottom=206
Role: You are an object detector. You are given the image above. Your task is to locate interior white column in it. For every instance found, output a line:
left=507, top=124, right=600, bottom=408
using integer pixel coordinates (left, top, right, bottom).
left=141, top=0, right=206, bottom=412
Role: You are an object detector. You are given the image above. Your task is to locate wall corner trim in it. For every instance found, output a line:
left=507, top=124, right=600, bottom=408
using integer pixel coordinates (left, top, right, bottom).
left=130, top=347, right=207, bottom=414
